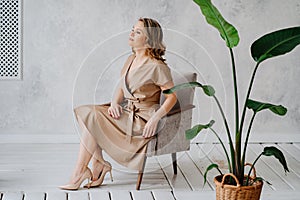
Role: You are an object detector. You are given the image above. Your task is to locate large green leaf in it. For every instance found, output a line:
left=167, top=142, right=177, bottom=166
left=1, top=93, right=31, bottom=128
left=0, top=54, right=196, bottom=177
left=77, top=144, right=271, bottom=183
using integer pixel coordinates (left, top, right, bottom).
left=253, top=177, right=272, bottom=186
left=202, top=85, right=215, bottom=96
left=246, top=99, right=287, bottom=116
left=163, top=82, right=216, bottom=98
left=163, top=82, right=202, bottom=94
left=193, top=0, right=239, bottom=48
left=203, top=163, right=222, bottom=185
left=186, top=120, right=215, bottom=140
left=263, top=146, right=289, bottom=173
left=251, top=26, right=300, bottom=63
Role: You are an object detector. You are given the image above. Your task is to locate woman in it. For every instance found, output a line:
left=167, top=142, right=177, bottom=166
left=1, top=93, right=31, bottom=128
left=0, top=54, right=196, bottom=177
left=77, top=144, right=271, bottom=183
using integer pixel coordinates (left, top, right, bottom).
left=60, top=18, right=177, bottom=190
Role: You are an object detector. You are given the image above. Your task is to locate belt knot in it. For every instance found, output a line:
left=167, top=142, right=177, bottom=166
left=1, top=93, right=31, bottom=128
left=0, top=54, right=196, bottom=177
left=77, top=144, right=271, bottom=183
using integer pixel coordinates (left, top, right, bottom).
left=125, top=97, right=140, bottom=143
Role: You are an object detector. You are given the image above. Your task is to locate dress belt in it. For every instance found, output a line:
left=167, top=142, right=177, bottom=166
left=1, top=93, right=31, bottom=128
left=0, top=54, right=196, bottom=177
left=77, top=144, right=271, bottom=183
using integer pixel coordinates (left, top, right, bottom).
left=125, top=98, right=140, bottom=143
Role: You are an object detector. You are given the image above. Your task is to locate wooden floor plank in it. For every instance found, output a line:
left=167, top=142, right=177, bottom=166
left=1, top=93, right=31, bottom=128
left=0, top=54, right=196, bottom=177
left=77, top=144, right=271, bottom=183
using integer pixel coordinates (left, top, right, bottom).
left=92, top=155, right=168, bottom=191
left=89, top=191, right=110, bottom=200
left=156, top=154, right=191, bottom=190
left=94, top=168, right=168, bottom=191
left=94, top=170, right=136, bottom=190
left=2, top=192, right=24, bottom=200
left=176, top=151, right=211, bottom=191
left=174, top=191, right=215, bottom=199
left=110, top=190, right=132, bottom=200
left=24, top=192, right=45, bottom=200
left=292, top=142, right=300, bottom=150
left=68, top=191, right=89, bottom=200
left=46, top=191, right=67, bottom=200
left=248, top=144, right=292, bottom=191
left=151, top=190, right=175, bottom=200
left=131, top=191, right=153, bottom=200
left=1, top=142, right=300, bottom=199
left=188, top=144, right=215, bottom=189
left=277, top=143, right=300, bottom=177
left=261, top=191, right=300, bottom=200
left=260, top=143, right=300, bottom=190
left=278, top=143, right=300, bottom=162
left=197, top=143, right=229, bottom=187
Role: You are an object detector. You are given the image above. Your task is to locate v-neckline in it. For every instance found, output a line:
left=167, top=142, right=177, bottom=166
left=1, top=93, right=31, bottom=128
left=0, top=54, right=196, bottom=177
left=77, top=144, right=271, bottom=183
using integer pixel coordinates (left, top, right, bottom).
left=124, top=56, right=135, bottom=96
left=124, top=56, right=149, bottom=96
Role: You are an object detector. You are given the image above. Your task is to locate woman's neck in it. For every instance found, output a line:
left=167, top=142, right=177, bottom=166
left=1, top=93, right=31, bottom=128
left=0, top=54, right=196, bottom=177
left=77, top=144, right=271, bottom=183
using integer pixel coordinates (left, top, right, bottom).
left=134, top=48, right=148, bottom=60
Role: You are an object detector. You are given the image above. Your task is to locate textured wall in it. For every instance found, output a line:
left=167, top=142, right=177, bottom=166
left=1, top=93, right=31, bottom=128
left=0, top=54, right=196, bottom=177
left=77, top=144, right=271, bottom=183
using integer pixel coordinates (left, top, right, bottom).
left=0, top=0, right=299, bottom=138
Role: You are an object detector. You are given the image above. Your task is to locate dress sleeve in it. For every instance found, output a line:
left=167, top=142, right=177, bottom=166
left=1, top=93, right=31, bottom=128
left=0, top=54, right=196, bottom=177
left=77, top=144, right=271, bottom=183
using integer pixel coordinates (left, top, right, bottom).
left=152, top=63, right=173, bottom=86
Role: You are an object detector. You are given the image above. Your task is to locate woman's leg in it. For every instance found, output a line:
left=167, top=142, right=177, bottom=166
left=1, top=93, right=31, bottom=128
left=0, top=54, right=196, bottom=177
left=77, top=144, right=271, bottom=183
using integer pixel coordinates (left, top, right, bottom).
left=68, top=119, right=98, bottom=184
left=90, top=145, right=106, bottom=180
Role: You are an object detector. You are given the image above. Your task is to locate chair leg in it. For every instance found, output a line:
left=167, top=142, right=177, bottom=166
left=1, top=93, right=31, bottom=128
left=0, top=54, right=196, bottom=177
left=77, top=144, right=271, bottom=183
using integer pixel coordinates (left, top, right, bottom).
left=136, top=156, right=147, bottom=190
left=171, top=152, right=177, bottom=174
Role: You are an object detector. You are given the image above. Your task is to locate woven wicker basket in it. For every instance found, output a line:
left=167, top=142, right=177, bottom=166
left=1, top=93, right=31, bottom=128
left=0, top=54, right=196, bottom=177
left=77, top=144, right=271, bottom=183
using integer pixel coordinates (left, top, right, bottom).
left=214, top=165, right=263, bottom=200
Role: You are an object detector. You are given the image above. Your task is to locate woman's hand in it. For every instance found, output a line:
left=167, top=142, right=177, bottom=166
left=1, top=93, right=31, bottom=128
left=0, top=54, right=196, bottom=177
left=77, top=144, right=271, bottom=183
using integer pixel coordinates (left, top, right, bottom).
left=108, top=103, right=123, bottom=119
left=143, top=116, right=160, bottom=138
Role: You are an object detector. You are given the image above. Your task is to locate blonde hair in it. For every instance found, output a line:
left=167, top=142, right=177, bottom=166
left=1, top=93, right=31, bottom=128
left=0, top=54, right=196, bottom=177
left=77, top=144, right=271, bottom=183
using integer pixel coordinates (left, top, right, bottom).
left=138, top=18, right=166, bottom=63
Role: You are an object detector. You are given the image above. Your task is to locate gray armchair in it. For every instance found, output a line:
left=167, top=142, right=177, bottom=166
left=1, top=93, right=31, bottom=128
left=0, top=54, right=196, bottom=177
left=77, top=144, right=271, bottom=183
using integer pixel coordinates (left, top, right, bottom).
left=136, top=72, right=197, bottom=190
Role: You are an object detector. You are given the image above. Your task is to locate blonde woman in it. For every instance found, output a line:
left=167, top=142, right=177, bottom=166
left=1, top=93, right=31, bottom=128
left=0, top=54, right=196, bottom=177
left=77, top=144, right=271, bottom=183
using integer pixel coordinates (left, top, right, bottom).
left=60, top=18, right=177, bottom=190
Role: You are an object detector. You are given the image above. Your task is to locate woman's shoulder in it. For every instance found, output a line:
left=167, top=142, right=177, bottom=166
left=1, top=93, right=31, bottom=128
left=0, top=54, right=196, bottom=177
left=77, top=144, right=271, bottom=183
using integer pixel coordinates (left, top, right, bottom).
left=128, top=54, right=135, bottom=60
left=146, top=58, right=171, bottom=77
left=147, top=57, right=168, bottom=68
left=125, top=54, right=135, bottom=64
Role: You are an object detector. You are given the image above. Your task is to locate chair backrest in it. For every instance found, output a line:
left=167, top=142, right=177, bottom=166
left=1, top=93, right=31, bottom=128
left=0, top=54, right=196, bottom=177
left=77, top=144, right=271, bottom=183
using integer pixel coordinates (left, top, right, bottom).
left=160, top=72, right=197, bottom=110
left=146, top=72, right=197, bottom=156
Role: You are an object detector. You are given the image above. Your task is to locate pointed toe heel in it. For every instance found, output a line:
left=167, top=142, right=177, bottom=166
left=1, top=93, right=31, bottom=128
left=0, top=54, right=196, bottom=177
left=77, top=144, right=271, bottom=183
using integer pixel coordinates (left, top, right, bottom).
left=84, top=161, right=113, bottom=188
left=59, top=167, right=92, bottom=190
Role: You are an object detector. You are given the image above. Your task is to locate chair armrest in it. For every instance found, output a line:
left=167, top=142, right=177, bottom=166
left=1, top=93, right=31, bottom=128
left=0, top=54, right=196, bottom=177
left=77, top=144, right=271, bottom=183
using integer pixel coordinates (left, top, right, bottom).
left=167, top=104, right=195, bottom=116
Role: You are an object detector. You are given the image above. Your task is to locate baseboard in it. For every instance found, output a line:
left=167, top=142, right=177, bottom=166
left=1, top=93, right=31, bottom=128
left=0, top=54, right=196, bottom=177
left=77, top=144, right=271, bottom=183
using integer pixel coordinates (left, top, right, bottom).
left=0, top=134, right=80, bottom=144
left=192, top=132, right=300, bottom=144
left=0, top=132, right=299, bottom=144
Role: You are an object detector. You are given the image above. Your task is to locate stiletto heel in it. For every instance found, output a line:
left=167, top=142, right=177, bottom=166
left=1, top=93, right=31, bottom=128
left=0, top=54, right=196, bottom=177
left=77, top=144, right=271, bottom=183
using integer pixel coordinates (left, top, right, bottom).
left=59, top=167, right=92, bottom=190
left=84, top=161, right=113, bottom=188
left=109, top=170, right=113, bottom=182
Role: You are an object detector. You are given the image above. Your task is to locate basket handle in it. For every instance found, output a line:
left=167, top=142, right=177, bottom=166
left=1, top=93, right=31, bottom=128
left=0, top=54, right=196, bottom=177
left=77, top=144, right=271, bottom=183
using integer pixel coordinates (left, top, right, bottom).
left=245, top=162, right=257, bottom=179
left=221, top=173, right=241, bottom=187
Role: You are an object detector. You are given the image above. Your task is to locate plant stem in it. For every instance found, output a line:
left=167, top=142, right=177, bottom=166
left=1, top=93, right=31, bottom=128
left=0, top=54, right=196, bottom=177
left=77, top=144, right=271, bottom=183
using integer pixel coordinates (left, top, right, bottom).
left=246, top=153, right=263, bottom=186
left=241, top=112, right=257, bottom=171
left=212, top=95, right=236, bottom=174
left=229, top=48, right=241, bottom=181
left=229, top=48, right=240, bottom=137
left=216, top=167, right=223, bottom=176
left=210, top=127, right=232, bottom=172
left=239, top=62, right=260, bottom=146
left=238, top=62, right=260, bottom=182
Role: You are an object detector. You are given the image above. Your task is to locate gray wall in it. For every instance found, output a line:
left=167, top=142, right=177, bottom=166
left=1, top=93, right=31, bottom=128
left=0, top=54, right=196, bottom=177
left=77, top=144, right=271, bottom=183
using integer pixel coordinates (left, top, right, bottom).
left=0, top=0, right=299, bottom=139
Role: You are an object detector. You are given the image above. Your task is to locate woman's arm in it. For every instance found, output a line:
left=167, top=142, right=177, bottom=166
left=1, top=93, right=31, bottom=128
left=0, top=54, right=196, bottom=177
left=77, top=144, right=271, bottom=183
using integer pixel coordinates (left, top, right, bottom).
left=108, top=83, right=124, bottom=119
left=111, top=85, right=124, bottom=106
left=142, top=81, right=177, bottom=138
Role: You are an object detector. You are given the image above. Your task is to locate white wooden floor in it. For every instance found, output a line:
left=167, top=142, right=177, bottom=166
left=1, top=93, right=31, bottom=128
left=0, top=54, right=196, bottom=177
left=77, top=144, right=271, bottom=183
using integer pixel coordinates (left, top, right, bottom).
left=0, top=142, right=300, bottom=200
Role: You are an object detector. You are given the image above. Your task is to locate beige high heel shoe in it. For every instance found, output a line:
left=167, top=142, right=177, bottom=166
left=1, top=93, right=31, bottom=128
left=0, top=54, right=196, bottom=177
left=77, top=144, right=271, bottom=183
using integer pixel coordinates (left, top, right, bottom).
left=84, top=161, right=113, bottom=188
left=59, top=167, right=92, bottom=190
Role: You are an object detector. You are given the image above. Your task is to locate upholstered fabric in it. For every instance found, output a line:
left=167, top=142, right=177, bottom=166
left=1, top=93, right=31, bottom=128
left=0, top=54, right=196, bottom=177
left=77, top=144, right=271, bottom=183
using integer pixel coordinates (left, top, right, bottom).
left=147, top=72, right=197, bottom=156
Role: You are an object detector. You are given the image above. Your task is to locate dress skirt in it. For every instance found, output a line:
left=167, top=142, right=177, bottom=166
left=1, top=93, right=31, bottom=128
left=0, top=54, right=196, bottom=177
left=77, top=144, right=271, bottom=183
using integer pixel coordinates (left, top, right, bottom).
left=74, top=103, right=150, bottom=170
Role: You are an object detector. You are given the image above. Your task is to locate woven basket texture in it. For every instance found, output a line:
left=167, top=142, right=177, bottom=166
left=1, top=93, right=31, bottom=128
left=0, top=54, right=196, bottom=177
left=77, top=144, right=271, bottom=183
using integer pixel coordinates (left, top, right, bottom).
left=214, top=174, right=263, bottom=200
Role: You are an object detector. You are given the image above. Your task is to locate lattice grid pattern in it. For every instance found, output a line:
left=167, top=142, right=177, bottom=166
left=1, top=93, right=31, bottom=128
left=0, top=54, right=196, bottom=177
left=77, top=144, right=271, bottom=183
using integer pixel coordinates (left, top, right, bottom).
left=0, top=0, right=22, bottom=80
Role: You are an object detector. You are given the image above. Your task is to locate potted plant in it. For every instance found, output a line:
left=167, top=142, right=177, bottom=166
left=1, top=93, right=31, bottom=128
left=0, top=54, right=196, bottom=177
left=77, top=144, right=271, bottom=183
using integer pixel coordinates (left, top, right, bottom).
left=163, top=0, right=300, bottom=199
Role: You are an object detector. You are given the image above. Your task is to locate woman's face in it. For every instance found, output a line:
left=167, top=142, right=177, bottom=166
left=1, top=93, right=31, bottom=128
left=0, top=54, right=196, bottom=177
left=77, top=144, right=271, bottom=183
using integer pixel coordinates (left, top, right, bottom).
left=128, top=21, right=147, bottom=49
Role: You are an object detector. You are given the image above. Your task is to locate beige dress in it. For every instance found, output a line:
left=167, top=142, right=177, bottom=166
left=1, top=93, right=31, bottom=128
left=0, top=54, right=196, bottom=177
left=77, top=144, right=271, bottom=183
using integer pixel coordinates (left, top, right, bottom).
left=74, top=54, right=173, bottom=170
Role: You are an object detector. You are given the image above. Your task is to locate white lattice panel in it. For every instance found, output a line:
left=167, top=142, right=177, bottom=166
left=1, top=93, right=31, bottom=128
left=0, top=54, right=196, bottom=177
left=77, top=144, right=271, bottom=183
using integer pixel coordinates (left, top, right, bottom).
left=0, top=0, right=22, bottom=80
